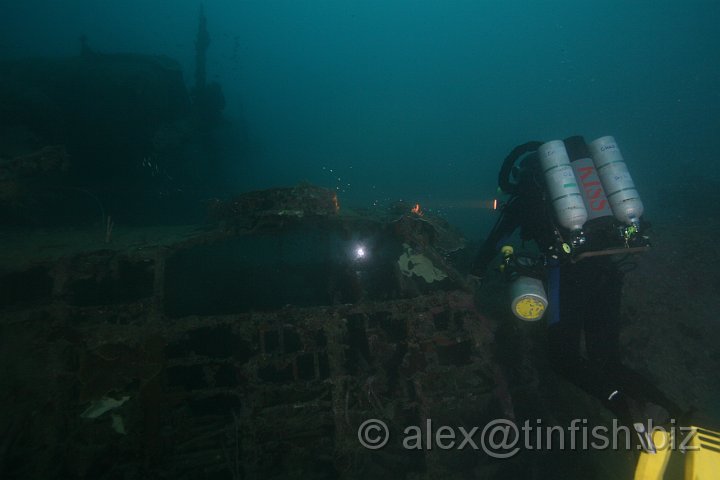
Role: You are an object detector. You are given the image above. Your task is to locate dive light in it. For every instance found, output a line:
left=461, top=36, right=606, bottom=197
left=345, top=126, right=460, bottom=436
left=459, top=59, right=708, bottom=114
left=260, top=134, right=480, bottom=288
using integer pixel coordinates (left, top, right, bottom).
left=501, top=246, right=548, bottom=322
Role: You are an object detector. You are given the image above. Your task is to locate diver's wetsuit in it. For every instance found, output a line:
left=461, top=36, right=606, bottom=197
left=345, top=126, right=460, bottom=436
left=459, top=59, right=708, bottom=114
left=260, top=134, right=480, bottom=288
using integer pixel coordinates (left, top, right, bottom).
left=551, top=256, right=677, bottom=419
left=472, top=155, right=679, bottom=423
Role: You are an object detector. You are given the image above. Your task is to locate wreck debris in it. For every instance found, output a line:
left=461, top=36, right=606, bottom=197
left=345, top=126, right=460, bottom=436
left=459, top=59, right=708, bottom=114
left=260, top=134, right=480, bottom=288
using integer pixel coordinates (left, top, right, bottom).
left=0, top=145, right=70, bottom=178
left=0, top=145, right=70, bottom=206
left=104, top=216, right=114, bottom=244
left=0, top=145, right=75, bottom=223
left=110, top=414, right=126, bottom=435
left=80, top=395, right=130, bottom=419
left=0, top=186, right=509, bottom=478
left=0, top=21, right=229, bottom=226
left=209, top=183, right=340, bottom=229
left=1, top=197, right=710, bottom=478
left=397, top=243, right=449, bottom=283
left=191, top=5, right=225, bottom=130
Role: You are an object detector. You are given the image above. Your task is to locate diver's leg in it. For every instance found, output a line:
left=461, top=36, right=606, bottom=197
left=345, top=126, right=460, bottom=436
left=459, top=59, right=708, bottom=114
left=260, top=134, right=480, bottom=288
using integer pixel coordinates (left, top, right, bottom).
left=584, top=261, right=681, bottom=420
left=547, top=265, right=584, bottom=369
left=546, top=261, right=633, bottom=407
left=584, top=260, right=623, bottom=368
left=546, top=264, right=611, bottom=392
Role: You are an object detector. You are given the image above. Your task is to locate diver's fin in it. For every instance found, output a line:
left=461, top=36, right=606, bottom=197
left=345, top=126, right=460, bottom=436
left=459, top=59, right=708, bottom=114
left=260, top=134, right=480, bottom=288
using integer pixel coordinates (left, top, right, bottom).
left=633, top=429, right=671, bottom=480
left=684, top=425, right=720, bottom=480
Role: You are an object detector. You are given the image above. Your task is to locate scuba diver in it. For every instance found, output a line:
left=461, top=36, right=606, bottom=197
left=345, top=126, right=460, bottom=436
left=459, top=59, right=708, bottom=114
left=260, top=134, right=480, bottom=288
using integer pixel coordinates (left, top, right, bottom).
left=470, top=135, right=681, bottom=433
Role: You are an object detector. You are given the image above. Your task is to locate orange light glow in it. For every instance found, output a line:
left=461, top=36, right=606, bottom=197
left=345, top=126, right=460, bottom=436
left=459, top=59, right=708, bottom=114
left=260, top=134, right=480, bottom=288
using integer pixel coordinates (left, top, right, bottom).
left=332, top=193, right=340, bottom=212
left=411, top=203, right=423, bottom=216
left=493, top=198, right=498, bottom=210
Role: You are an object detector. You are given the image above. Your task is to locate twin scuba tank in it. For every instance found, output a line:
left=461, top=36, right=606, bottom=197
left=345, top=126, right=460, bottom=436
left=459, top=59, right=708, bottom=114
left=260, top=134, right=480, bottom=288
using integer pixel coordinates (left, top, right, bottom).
left=537, top=135, right=644, bottom=244
left=509, top=135, right=644, bottom=321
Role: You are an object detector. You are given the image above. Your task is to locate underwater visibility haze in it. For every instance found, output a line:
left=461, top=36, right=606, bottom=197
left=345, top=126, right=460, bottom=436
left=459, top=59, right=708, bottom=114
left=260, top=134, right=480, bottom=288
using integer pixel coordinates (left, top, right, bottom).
left=0, top=1, right=719, bottom=479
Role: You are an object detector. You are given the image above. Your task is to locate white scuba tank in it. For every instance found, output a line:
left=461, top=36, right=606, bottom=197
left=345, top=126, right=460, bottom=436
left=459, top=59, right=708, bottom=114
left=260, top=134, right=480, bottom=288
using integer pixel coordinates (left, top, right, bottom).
left=588, top=136, right=644, bottom=226
left=537, top=140, right=588, bottom=234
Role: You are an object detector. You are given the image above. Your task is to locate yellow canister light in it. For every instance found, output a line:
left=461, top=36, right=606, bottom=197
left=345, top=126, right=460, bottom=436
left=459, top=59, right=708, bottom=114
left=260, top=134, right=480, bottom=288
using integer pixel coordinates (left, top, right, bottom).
left=510, top=276, right=548, bottom=321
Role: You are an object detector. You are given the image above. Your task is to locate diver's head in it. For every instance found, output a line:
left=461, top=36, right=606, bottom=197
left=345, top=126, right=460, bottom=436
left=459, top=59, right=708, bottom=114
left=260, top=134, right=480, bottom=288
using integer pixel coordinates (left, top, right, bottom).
left=511, top=152, right=542, bottom=196
left=497, top=141, right=543, bottom=195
